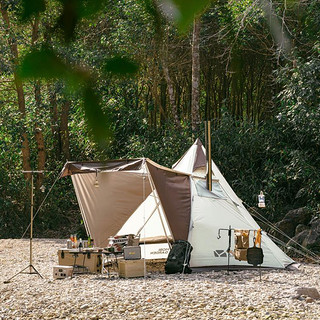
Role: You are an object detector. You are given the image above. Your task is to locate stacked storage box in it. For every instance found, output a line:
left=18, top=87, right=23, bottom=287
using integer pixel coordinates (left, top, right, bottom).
left=119, top=246, right=145, bottom=278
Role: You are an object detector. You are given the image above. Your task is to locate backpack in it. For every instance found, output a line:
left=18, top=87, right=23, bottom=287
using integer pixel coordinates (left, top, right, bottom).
left=165, top=240, right=193, bottom=274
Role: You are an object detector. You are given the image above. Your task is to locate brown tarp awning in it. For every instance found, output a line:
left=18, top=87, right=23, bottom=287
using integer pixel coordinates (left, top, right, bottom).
left=146, top=160, right=191, bottom=241
left=71, top=171, right=152, bottom=247
left=60, top=159, right=144, bottom=177
left=62, top=158, right=192, bottom=247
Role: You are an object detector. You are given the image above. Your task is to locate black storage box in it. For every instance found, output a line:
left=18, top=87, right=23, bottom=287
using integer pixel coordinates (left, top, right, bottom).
left=123, top=246, right=141, bottom=260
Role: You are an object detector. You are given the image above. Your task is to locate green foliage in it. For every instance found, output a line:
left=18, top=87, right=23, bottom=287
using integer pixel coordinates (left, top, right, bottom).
left=278, top=53, right=320, bottom=148
left=104, top=56, right=139, bottom=76
left=170, top=0, right=212, bottom=31
left=82, top=84, right=112, bottom=145
left=20, top=0, right=46, bottom=21
left=19, top=47, right=74, bottom=80
left=1, top=0, right=320, bottom=240
left=56, top=0, right=105, bottom=42
left=275, top=49, right=320, bottom=210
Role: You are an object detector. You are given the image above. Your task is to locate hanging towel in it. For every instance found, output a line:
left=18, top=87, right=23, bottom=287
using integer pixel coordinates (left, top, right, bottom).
left=234, top=229, right=250, bottom=249
left=254, top=229, right=262, bottom=248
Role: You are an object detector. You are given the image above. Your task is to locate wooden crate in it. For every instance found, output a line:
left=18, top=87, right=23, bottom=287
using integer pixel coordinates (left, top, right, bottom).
left=119, top=259, right=145, bottom=278
left=57, top=249, right=102, bottom=273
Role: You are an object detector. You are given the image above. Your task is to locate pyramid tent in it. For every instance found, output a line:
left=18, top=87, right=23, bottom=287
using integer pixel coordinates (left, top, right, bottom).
left=172, top=139, right=294, bottom=268
left=61, top=140, right=294, bottom=269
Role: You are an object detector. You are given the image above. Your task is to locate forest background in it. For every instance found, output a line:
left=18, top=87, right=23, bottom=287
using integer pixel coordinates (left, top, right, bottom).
left=0, top=0, right=319, bottom=247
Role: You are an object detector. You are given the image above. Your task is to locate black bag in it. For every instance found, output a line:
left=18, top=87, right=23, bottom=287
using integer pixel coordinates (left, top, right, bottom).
left=247, top=246, right=264, bottom=266
left=165, top=240, right=193, bottom=274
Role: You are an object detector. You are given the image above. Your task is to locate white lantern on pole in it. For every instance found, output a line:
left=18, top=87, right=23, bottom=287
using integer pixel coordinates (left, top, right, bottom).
left=258, top=191, right=265, bottom=208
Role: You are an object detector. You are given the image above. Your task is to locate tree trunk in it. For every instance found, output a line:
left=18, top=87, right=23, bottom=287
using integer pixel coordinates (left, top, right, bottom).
left=60, top=100, right=71, bottom=161
left=34, top=82, right=46, bottom=188
left=47, top=84, right=61, bottom=157
left=162, top=57, right=180, bottom=127
left=191, top=18, right=201, bottom=132
left=31, top=16, right=46, bottom=188
left=1, top=2, right=31, bottom=180
left=160, top=78, right=167, bottom=126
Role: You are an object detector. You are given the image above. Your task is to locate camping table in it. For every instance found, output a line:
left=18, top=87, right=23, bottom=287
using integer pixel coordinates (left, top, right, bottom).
left=101, top=251, right=123, bottom=278
left=60, top=248, right=103, bottom=273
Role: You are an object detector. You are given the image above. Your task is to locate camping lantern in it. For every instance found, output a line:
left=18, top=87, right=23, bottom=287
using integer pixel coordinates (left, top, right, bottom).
left=258, top=191, right=265, bottom=208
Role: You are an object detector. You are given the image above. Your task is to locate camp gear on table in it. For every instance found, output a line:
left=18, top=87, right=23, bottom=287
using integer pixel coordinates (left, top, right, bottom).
left=107, top=234, right=140, bottom=253
left=58, top=249, right=102, bottom=273
left=107, top=235, right=129, bottom=253
left=165, top=240, right=193, bottom=274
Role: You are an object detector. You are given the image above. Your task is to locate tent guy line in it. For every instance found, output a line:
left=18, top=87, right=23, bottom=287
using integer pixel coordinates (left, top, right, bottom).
left=20, top=169, right=63, bottom=239
left=244, top=202, right=320, bottom=263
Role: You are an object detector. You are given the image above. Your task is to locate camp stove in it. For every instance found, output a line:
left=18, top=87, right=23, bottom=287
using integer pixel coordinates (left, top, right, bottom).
left=107, top=235, right=128, bottom=253
left=107, top=234, right=140, bottom=253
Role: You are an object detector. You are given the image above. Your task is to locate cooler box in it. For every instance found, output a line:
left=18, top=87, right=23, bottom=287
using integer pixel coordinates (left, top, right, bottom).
left=123, top=246, right=141, bottom=260
left=53, top=265, right=73, bottom=279
left=58, top=249, right=102, bottom=273
left=119, top=259, right=145, bottom=278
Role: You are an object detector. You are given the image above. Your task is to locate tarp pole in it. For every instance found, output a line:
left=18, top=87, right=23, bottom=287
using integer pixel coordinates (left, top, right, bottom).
left=136, top=199, right=161, bottom=236
left=71, top=175, right=91, bottom=239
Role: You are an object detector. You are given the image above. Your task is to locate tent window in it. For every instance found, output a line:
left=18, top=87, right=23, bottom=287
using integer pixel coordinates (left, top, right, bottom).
left=194, top=180, right=226, bottom=199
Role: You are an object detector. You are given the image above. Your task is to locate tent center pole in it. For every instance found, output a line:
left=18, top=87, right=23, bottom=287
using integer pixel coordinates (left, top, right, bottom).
left=205, top=121, right=212, bottom=191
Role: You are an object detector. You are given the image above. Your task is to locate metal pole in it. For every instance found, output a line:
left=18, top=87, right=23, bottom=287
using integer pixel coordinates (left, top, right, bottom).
left=30, top=173, right=34, bottom=273
left=206, top=121, right=212, bottom=191
left=4, top=170, right=45, bottom=282
left=227, top=225, right=231, bottom=275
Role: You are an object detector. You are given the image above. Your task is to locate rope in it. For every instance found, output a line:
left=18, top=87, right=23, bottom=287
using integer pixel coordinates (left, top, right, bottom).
left=243, top=202, right=320, bottom=262
left=21, top=169, right=63, bottom=239
left=267, top=233, right=320, bottom=263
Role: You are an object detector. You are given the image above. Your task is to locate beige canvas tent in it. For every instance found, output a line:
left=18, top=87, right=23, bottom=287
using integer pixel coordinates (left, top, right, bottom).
left=61, top=139, right=294, bottom=269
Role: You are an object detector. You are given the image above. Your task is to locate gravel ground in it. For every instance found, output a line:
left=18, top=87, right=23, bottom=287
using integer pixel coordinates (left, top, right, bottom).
left=1, top=238, right=320, bottom=320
